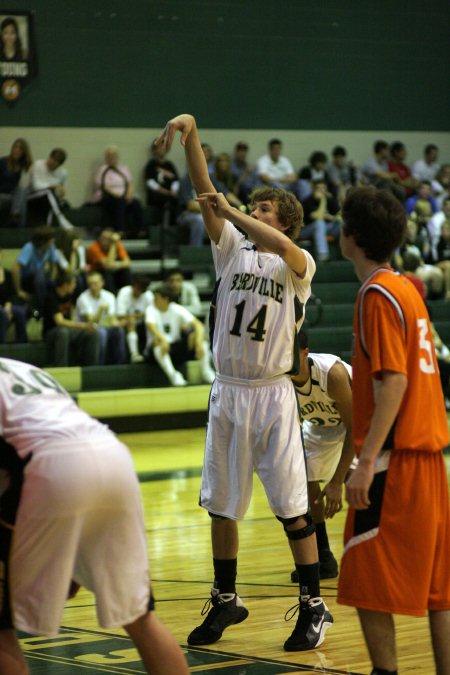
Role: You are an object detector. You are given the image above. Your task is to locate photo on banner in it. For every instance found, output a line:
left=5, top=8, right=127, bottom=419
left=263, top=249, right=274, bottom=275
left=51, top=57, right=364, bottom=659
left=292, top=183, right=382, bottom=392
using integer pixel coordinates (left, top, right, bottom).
left=0, top=10, right=38, bottom=103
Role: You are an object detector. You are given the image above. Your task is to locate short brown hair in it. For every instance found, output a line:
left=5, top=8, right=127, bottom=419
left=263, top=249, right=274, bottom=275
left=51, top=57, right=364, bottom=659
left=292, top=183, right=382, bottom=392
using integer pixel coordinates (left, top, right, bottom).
left=342, top=187, right=406, bottom=262
left=249, top=186, right=303, bottom=241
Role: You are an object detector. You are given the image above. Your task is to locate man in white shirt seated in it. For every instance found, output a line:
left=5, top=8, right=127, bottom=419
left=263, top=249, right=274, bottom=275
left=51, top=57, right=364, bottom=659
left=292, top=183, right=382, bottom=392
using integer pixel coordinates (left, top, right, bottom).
left=116, top=275, right=154, bottom=363
left=256, top=139, right=299, bottom=195
left=76, top=271, right=127, bottom=365
left=144, top=283, right=215, bottom=386
left=412, top=143, right=440, bottom=183
left=27, top=148, right=74, bottom=230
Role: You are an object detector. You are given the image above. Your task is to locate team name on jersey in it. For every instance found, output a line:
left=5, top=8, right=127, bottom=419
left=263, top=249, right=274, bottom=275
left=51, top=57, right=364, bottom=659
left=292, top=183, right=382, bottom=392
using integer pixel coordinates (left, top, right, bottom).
left=301, top=400, right=339, bottom=417
left=230, top=273, right=284, bottom=303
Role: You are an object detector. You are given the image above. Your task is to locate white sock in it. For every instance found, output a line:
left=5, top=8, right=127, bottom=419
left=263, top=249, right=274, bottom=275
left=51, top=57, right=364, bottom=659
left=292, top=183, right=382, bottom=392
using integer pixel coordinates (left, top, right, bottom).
left=127, top=330, right=139, bottom=357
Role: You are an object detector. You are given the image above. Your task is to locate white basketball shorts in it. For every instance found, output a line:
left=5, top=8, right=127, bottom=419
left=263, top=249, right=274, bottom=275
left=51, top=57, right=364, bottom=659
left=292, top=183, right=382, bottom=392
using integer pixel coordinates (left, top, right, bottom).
left=201, top=374, right=309, bottom=520
left=10, top=438, right=150, bottom=636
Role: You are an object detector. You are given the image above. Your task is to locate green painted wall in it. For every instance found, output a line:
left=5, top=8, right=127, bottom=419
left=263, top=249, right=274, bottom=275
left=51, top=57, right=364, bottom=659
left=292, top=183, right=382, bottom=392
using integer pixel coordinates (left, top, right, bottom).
left=1, top=0, right=449, bottom=131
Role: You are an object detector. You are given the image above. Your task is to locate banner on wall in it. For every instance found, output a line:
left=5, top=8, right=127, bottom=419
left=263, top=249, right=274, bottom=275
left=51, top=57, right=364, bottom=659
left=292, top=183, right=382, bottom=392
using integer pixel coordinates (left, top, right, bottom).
left=0, top=9, right=37, bottom=102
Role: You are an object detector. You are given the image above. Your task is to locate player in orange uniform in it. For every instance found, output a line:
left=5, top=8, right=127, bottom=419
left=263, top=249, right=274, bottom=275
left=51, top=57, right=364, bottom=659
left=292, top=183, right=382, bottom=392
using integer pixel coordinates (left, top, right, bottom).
left=337, top=187, right=450, bottom=675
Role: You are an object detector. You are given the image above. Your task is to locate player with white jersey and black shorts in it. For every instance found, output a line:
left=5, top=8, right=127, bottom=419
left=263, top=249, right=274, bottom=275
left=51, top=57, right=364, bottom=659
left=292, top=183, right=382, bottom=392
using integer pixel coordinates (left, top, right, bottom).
left=0, top=357, right=189, bottom=675
left=157, top=114, right=333, bottom=652
left=291, top=330, right=355, bottom=583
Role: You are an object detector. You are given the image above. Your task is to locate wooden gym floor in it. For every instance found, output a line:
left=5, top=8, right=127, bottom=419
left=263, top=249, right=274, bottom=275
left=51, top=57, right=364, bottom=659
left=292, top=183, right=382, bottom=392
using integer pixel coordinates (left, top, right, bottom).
left=20, top=427, right=450, bottom=674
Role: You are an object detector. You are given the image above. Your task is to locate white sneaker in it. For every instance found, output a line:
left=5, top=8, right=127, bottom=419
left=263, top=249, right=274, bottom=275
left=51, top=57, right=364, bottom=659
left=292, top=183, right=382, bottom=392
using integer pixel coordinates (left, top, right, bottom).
left=169, top=371, right=187, bottom=386
left=202, top=366, right=216, bottom=384
left=131, top=353, right=144, bottom=363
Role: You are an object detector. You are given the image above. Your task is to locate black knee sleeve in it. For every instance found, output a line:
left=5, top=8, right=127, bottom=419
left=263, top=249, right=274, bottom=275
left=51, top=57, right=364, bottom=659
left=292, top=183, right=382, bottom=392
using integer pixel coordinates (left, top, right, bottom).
left=276, top=513, right=316, bottom=540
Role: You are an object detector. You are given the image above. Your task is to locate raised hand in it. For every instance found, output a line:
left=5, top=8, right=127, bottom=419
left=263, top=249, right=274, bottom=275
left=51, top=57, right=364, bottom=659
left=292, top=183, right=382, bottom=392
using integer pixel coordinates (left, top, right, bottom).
left=196, top=192, right=230, bottom=218
left=155, top=114, right=196, bottom=151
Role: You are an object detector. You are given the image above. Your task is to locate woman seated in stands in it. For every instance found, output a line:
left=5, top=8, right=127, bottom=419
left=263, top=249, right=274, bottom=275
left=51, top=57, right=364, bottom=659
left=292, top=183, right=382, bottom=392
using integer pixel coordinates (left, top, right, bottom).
left=0, top=138, right=32, bottom=227
left=92, top=145, right=145, bottom=238
left=210, top=153, right=242, bottom=208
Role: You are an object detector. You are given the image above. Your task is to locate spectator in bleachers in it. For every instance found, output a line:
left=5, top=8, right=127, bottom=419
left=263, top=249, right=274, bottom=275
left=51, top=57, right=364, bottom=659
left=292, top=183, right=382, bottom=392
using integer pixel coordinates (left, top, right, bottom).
left=43, top=270, right=100, bottom=366
left=11, top=224, right=58, bottom=314
left=327, top=146, right=357, bottom=205
left=56, top=228, right=89, bottom=297
left=86, top=227, right=131, bottom=294
left=256, top=139, right=298, bottom=195
left=412, top=144, right=440, bottom=183
left=387, top=141, right=418, bottom=200
left=435, top=220, right=450, bottom=300
left=201, top=143, right=215, bottom=173
left=298, top=179, right=341, bottom=262
left=144, top=138, right=180, bottom=225
left=76, top=271, right=127, bottom=365
left=428, top=196, right=450, bottom=263
left=210, top=153, right=242, bottom=208
left=433, top=163, right=450, bottom=210
left=92, top=145, right=145, bottom=238
left=116, top=274, right=154, bottom=363
left=164, top=268, right=202, bottom=317
left=0, top=247, right=27, bottom=343
left=361, top=140, right=403, bottom=200
left=0, top=137, right=32, bottom=226
left=177, top=172, right=206, bottom=246
left=396, top=228, right=444, bottom=299
left=400, top=249, right=428, bottom=301
left=144, top=284, right=215, bottom=386
left=230, top=141, right=257, bottom=203
left=298, top=151, right=333, bottom=201
left=405, top=181, right=437, bottom=243
left=27, top=148, right=74, bottom=230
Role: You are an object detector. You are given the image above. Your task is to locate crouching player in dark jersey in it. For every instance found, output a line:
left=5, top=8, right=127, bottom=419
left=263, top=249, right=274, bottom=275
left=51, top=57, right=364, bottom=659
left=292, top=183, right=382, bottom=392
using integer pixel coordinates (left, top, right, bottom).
left=291, top=331, right=355, bottom=582
left=0, top=359, right=189, bottom=675
left=338, top=187, right=450, bottom=675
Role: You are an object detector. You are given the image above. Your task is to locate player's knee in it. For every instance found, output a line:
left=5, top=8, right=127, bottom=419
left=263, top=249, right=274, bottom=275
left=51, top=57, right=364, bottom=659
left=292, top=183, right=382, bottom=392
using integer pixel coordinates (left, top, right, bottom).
left=276, top=513, right=316, bottom=540
left=208, top=511, right=230, bottom=521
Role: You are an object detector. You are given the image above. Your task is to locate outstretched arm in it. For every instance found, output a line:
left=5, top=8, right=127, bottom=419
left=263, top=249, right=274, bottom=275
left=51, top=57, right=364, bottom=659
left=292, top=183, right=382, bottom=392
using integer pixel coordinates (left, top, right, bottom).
left=156, top=114, right=224, bottom=243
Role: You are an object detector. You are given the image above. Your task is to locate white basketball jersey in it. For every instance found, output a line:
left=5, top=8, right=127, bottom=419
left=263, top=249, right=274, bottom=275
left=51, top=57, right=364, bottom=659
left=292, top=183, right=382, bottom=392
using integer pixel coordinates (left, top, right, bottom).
left=0, top=358, right=113, bottom=459
left=294, top=353, right=352, bottom=428
left=210, top=220, right=315, bottom=379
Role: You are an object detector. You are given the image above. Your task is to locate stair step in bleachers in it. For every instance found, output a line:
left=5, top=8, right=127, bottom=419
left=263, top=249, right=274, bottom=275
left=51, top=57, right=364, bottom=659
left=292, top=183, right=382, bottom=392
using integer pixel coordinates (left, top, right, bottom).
left=311, top=281, right=360, bottom=304
left=305, top=302, right=355, bottom=327
left=306, top=325, right=352, bottom=354
left=313, top=260, right=357, bottom=283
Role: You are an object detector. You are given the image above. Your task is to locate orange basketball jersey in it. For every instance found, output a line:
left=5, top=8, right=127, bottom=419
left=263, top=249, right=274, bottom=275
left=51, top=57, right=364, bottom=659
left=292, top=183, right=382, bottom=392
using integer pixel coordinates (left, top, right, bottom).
left=351, top=267, right=448, bottom=454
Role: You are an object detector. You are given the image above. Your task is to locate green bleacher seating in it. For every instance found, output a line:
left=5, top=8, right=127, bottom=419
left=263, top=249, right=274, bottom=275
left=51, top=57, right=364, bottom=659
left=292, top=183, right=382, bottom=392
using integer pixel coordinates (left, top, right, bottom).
left=311, top=281, right=360, bottom=304
left=0, top=342, right=49, bottom=367
left=306, top=326, right=352, bottom=354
